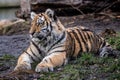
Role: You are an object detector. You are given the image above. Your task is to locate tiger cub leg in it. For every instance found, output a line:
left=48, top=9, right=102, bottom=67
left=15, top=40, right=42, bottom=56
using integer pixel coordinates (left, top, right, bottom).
left=14, top=53, right=32, bottom=71
left=99, top=46, right=113, bottom=57
left=35, top=53, right=67, bottom=72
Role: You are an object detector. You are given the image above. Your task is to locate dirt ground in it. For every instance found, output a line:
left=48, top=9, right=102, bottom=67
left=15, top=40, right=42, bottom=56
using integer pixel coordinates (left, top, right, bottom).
left=0, top=14, right=120, bottom=79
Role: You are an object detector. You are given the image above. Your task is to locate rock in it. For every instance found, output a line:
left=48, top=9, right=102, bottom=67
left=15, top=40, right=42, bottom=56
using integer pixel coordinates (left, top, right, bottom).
left=0, top=19, right=25, bottom=29
left=0, top=19, right=12, bottom=29
left=0, top=19, right=26, bottom=35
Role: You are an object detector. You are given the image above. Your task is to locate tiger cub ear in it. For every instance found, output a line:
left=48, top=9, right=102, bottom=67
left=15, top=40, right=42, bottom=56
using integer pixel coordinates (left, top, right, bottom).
left=31, top=12, right=37, bottom=20
left=45, top=9, right=57, bottom=21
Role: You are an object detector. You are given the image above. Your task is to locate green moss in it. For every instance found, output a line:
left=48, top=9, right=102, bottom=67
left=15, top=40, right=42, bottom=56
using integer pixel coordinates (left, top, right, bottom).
left=0, top=54, right=16, bottom=61
left=38, top=53, right=120, bottom=80
left=107, top=32, right=120, bottom=50
left=3, top=54, right=15, bottom=59
left=108, top=73, right=120, bottom=80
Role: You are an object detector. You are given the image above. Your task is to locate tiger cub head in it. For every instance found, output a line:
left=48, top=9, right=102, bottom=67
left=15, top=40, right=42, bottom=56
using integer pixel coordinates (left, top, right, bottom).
left=30, top=9, right=65, bottom=43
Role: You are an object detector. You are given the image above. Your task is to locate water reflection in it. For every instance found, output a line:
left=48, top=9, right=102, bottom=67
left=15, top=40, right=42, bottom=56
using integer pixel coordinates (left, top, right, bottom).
left=0, top=8, right=19, bottom=20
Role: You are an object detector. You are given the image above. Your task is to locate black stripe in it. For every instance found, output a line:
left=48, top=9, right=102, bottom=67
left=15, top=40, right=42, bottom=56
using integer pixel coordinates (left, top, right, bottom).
left=41, top=13, right=43, bottom=16
left=48, top=50, right=66, bottom=54
left=61, top=58, right=66, bottom=66
left=82, top=29, right=91, bottom=31
left=49, top=58, right=54, bottom=64
left=82, top=31, right=88, bottom=41
left=95, top=35, right=99, bottom=50
left=97, top=36, right=103, bottom=49
left=44, top=59, right=48, bottom=63
left=31, top=41, right=44, bottom=58
left=67, top=31, right=75, bottom=57
left=49, top=58, right=55, bottom=71
left=39, top=31, right=51, bottom=42
left=46, top=21, right=49, bottom=29
left=100, top=39, right=106, bottom=48
left=24, top=50, right=36, bottom=62
left=30, top=47, right=41, bottom=61
left=86, top=32, right=91, bottom=40
left=50, top=45, right=65, bottom=51
left=50, top=22, right=53, bottom=31
left=48, top=67, right=51, bottom=72
left=71, top=30, right=81, bottom=55
left=66, top=31, right=72, bottom=57
left=102, top=41, right=106, bottom=47
left=42, top=32, right=52, bottom=47
left=48, top=31, right=66, bottom=52
left=46, top=21, right=51, bottom=32
left=43, top=37, right=50, bottom=47
left=76, top=29, right=86, bottom=52
left=86, top=32, right=92, bottom=51
left=43, top=42, right=48, bottom=47
left=89, top=33, right=95, bottom=51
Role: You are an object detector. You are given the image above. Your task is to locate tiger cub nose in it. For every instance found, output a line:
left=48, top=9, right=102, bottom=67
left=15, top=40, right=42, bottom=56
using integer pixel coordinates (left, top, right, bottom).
left=38, top=35, right=44, bottom=39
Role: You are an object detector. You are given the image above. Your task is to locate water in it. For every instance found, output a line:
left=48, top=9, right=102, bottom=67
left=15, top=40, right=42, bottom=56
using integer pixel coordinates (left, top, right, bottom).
left=0, top=8, right=19, bottom=20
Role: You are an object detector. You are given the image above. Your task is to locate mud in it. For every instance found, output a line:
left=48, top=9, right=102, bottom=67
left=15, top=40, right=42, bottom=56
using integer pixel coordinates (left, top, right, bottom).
left=0, top=35, right=29, bottom=57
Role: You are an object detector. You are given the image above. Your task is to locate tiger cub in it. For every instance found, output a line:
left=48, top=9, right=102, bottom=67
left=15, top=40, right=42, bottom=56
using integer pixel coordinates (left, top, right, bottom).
left=14, top=9, right=112, bottom=72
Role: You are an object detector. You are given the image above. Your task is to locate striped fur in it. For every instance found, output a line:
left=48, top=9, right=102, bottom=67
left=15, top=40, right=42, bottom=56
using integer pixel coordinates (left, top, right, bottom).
left=14, top=9, right=112, bottom=72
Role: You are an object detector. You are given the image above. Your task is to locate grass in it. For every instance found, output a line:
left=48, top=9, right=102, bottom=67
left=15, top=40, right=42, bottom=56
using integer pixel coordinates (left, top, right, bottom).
left=107, top=32, right=120, bottom=50
left=38, top=54, right=120, bottom=80
left=0, top=54, right=16, bottom=60
left=0, top=54, right=16, bottom=74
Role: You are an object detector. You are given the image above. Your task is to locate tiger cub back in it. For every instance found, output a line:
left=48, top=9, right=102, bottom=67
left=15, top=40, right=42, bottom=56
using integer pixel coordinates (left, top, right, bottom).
left=65, top=27, right=108, bottom=58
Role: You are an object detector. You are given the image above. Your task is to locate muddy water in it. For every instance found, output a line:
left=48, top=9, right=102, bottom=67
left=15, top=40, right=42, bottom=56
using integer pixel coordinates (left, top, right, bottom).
left=0, top=34, right=29, bottom=57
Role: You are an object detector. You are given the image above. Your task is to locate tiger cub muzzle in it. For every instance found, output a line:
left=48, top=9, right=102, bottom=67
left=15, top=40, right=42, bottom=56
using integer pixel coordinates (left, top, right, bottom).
left=32, top=32, right=44, bottom=39
left=31, top=31, right=51, bottom=42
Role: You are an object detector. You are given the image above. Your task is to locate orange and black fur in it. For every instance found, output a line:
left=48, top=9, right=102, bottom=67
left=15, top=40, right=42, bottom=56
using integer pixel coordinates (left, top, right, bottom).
left=14, top=9, right=112, bottom=72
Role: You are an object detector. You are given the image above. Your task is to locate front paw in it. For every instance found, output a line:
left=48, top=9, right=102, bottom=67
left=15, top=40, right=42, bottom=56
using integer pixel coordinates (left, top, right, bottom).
left=14, top=61, right=31, bottom=71
left=35, top=63, right=53, bottom=72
